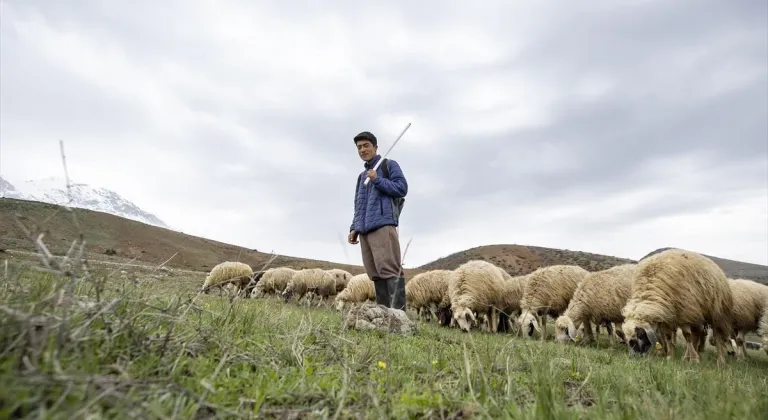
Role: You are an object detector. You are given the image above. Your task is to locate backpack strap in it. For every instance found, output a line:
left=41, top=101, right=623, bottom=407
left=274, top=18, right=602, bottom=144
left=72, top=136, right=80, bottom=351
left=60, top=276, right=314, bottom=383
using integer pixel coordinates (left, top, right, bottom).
left=357, top=158, right=391, bottom=192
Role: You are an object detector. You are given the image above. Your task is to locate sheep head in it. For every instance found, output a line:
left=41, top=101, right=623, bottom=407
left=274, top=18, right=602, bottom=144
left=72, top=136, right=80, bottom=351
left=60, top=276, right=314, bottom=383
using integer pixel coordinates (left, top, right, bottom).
left=517, top=311, right=540, bottom=338
left=452, top=306, right=476, bottom=332
left=334, top=297, right=345, bottom=311
left=554, top=315, right=580, bottom=343
left=622, top=319, right=658, bottom=356
left=281, top=287, right=293, bottom=302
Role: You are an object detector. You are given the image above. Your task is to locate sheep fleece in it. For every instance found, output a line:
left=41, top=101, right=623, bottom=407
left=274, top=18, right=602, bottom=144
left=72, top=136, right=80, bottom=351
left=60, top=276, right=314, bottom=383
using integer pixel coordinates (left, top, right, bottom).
left=451, top=260, right=508, bottom=314
left=562, top=264, right=635, bottom=326
left=335, top=273, right=375, bottom=305
left=202, top=261, right=253, bottom=289
left=253, top=267, right=296, bottom=296
left=327, top=268, right=353, bottom=293
left=621, top=249, right=734, bottom=347
left=520, top=265, right=589, bottom=317
left=406, top=270, right=456, bottom=312
left=728, top=278, right=768, bottom=334
left=285, top=268, right=337, bottom=299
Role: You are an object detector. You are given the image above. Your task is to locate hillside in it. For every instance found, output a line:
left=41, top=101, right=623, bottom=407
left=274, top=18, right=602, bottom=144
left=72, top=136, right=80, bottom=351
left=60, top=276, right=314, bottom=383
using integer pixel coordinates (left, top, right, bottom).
left=419, top=244, right=636, bottom=276
left=641, top=247, right=768, bottom=283
left=4, top=197, right=766, bottom=285
left=0, top=198, right=410, bottom=275
left=420, top=244, right=768, bottom=285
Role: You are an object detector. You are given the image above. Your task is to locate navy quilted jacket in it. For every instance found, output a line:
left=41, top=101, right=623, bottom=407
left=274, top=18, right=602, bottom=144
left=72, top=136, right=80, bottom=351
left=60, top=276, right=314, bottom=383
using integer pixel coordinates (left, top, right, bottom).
left=350, top=154, right=408, bottom=234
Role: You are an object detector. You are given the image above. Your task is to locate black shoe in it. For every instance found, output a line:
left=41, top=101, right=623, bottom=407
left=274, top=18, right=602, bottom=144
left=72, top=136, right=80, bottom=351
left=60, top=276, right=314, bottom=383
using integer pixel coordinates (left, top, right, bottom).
left=385, top=276, right=406, bottom=310
left=373, top=279, right=390, bottom=307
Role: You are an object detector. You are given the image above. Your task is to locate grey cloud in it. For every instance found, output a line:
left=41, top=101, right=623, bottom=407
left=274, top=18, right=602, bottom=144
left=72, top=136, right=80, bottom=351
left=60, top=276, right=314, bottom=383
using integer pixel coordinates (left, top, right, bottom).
left=2, top=1, right=766, bottom=264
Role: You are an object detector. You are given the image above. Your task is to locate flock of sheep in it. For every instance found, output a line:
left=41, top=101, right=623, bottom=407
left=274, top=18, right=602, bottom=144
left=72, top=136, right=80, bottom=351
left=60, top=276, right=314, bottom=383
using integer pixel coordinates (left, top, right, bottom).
left=200, top=248, right=768, bottom=365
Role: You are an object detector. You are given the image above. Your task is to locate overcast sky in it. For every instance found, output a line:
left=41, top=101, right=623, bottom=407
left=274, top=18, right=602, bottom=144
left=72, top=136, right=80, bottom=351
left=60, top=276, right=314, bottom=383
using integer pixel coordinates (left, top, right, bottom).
left=2, top=0, right=767, bottom=267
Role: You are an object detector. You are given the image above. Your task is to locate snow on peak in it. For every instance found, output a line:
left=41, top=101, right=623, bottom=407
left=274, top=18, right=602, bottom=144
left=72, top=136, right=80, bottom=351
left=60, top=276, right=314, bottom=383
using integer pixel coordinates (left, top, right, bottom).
left=0, top=175, right=170, bottom=229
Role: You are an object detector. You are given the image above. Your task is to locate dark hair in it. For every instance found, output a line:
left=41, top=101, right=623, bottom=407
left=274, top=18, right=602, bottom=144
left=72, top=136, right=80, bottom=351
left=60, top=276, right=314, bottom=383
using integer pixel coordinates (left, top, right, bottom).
left=353, top=131, right=377, bottom=147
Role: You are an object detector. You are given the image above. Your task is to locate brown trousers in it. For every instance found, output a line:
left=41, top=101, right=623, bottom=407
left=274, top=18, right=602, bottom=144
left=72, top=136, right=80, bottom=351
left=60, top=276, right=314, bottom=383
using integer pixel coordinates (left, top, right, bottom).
left=360, top=225, right=402, bottom=281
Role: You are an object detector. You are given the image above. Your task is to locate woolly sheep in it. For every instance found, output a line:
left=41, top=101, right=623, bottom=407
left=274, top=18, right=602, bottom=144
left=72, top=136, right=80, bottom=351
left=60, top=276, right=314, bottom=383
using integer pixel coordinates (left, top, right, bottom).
left=282, top=268, right=337, bottom=302
left=517, top=265, right=589, bottom=341
left=723, top=278, right=768, bottom=358
left=495, top=269, right=531, bottom=334
left=437, top=273, right=459, bottom=327
left=327, top=268, right=353, bottom=293
left=450, top=260, right=511, bottom=333
left=554, top=264, right=636, bottom=345
left=405, top=270, right=456, bottom=322
left=620, top=248, right=734, bottom=365
left=250, top=267, right=297, bottom=298
left=760, top=302, right=768, bottom=356
left=335, top=273, right=376, bottom=311
left=201, top=261, right=253, bottom=294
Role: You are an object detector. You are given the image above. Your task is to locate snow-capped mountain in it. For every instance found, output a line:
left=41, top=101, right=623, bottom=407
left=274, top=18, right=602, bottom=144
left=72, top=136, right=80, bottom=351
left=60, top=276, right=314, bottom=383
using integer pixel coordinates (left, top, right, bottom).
left=0, top=175, right=170, bottom=229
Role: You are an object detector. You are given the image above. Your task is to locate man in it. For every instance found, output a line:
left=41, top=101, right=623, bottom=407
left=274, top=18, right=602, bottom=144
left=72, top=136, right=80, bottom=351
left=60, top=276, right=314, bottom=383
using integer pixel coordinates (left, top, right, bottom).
left=348, top=130, right=408, bottom=310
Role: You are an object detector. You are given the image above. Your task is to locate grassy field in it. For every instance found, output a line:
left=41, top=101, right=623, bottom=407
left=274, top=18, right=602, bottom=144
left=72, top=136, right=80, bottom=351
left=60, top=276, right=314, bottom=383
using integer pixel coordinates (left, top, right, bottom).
left=2, top=257, right=767, bottom=419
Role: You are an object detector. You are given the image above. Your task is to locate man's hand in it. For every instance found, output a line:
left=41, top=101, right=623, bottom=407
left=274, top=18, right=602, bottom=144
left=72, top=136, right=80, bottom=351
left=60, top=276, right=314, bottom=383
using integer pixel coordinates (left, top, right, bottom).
left=366, top=169, right=377, bottom=182
left=348, top=230, right=359, bottom=244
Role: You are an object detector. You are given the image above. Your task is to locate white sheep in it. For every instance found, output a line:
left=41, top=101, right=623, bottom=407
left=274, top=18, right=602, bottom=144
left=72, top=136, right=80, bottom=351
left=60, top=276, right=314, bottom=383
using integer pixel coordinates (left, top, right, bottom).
left=250, top=267, right=297, bottom=298
left=201, top=261, right=254, bottom=294
left=335, top=273, right=376, bottom=311
left=495, top=269, right=531, bottom=334
left=282, top=268, right=337, bottom=303
left=450, top=260, right=511, bottom=333
left=760, top=301, right=768, bottom=356
left=405, top=270, right=456, bottom=322
left=620, top=248, right=735, bottom=365
left=723, top=278, right=768, bottom=358
left=517, top=265, right=589, bottom=341
left=327, top=268, right=354, bottom=293
left=554, top=264, right=636, bottom=345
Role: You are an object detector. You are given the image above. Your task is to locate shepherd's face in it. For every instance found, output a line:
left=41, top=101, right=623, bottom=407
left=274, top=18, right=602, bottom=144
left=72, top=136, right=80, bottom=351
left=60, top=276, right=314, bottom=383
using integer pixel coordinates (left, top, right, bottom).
left=355, top=140, right=376, bottom=162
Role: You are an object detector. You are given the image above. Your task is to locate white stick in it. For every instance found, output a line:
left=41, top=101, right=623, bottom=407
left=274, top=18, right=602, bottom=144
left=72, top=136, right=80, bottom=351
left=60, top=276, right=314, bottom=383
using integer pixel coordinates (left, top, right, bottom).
left=363, top=122, right=411, bottom=186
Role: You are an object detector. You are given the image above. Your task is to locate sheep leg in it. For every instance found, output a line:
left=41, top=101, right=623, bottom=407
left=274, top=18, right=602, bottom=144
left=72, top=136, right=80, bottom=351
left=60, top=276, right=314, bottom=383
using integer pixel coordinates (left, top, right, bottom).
left=581, top=319, right=595, bottom=344
left=690, top=324, right=707, bottom=355
left=657, top=325, right=675, bottom=359
left=539, top=315, right=547, bottom=341
left=733, top=331, right=748, bottom=359
left=711, top=325, right=730, bottom=366
left=680, top=326, right=701, bottom=363
left=490, top=308, right=500, bottom=333
left=614, top=322, right=627, bottom=344
left=605, top=321, right=614, bottom=338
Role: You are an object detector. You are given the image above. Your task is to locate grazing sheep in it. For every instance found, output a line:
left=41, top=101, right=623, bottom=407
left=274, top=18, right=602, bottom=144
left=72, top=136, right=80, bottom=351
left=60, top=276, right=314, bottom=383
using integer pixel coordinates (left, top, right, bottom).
left=554, top=264, right=636, bottom=345
left=282, top=268, right=337, bottom=303
left=495, top=270, right=531, bottom=334
left=405, top=270, right=456, bottom=321
left=517, top=265, right=589, bottom=341
left=327, top=268, right=353, bottom=293
left=243, top=271, right=265, bottom=297
left=760, top=303, right=768, bottom=356
left=201, top=261, right=254, bottom=294
left=250, top=267, right=297, bottom=298
left=620, top=248, right=734, bottom=365
left=450, top=260, right=510, bottom=333
left=437, top=273, right=460, bottom=327
left=335, top=273, right=376, bottom=310
left=724, top=278, right=768, bottom=358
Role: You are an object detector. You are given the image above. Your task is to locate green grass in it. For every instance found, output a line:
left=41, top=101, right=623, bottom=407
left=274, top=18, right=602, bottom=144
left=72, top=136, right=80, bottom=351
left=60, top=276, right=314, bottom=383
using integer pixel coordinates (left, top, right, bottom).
left=2, top=260, right=767, bottom=419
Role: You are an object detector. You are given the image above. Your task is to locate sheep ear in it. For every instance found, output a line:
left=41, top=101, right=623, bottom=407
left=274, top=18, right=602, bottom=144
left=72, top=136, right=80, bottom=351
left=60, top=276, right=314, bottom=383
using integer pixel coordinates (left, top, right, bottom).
left=644, top=328, right=658, bottom=346
left=567, top=326, right=578, bottom=341
left=466, top=311, right=476, bottom=323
